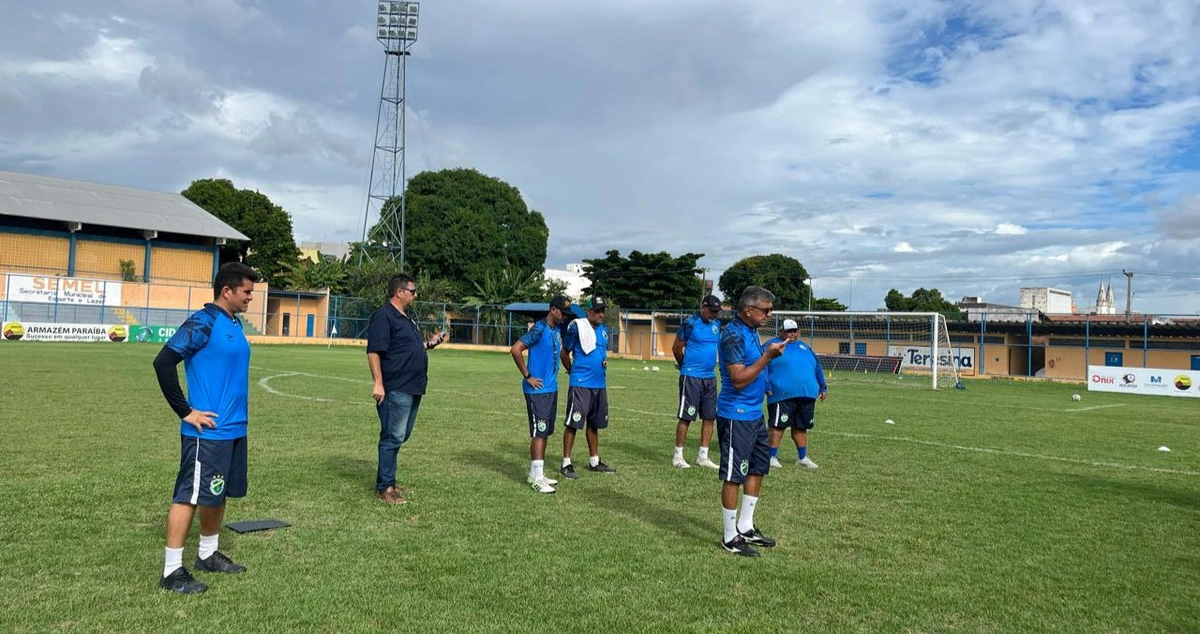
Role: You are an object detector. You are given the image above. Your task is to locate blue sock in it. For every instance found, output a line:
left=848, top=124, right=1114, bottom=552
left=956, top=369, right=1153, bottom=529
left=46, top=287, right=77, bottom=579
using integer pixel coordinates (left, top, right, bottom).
left=769, top=447, right=778, bottom=458
left=797, top=445, right=807, bottom=460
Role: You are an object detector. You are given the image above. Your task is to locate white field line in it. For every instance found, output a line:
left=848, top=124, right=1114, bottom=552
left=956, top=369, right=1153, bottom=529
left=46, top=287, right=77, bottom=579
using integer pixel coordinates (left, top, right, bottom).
left=1014, top=404, right=1128, bottom=413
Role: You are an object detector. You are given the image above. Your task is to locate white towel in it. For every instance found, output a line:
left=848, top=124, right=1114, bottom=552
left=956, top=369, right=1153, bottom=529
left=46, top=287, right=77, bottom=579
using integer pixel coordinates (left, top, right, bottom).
left=574, top=318, right=597, bottom=354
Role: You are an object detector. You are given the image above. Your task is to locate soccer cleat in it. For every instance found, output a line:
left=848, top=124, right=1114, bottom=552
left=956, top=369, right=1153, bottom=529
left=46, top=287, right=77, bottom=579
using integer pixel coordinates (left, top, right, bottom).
left=527, top=474, right=559, bottom=486
left=721, top=535, right=760, bottom=557
left=695, top=457, right=720, bottom=470
left=672, top=456, right=691, bottom=468
left=195, top=551, right=247, bottom=574
left=559, top=464, right=579, bottom=480
left=798, top=457, right=818, bottom=469
left=738, top=526, right=776, bottom=548
left=769, top=457, right=784, bottom=469
left=530, top=477, right=556, bottom=494
left=586, top=462, right=615, bottom=474
left=159, top=567, right=208, bottom=594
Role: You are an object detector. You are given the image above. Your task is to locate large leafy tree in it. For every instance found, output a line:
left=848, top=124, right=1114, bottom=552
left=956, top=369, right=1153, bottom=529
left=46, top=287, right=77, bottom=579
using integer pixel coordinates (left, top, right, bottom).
left=582, top=250, right=704, bottom=309
left=718, top=254, right=811, bottom=310
left=368, top=168, right=549, bottom=294
left=182, top=178, right=300, bottom=286
left=278, top=255, right=347, bottom=293
left=884, top=287, right=962, bottom=319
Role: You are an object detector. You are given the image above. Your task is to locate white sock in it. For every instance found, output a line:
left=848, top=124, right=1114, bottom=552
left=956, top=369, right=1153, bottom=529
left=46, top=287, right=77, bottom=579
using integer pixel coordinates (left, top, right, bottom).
left=198, top=533, right=219, bottom=561
left=698, top=446, right=709, bottom=460
left=722, top=508, right=739, bottom=543
left=164, top=547, right=184, bottom=577
left=589, top=455, right=600, bottom=468
left=673, top=446, right=684, bottom=458
left=562, top=457, right=572, bottom=468
left=531, top=460, right=544, bottom=481
left=737, top=494, right=759, bottom=534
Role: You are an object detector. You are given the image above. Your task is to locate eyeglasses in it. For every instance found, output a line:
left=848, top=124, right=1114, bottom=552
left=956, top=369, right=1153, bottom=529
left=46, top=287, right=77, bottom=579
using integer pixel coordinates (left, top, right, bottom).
left=747, top=305, right=773, bottom=316
left=402, top=286, right=417, bottom=295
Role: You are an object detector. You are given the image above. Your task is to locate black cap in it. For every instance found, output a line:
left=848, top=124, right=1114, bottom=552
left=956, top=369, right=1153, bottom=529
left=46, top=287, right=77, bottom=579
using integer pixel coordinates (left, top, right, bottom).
left=582, top=296, right=607, bottom=311
left=702, top=295, right=722, bottom=311
left=549, top=295, right=572, bottom=312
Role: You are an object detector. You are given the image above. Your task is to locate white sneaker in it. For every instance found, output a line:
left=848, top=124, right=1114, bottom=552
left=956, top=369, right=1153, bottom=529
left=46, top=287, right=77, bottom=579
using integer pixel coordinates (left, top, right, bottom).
left=769, top=457, right=784, bottom=469
left=696, top=456, right=720, bottom=470
left=527, top=474, right=559, bottom=486
left=529, top=477, right=556, bottom=494
left=672, top=456, right=691, bottom=468
left=798, top=457, right=818, bottom=469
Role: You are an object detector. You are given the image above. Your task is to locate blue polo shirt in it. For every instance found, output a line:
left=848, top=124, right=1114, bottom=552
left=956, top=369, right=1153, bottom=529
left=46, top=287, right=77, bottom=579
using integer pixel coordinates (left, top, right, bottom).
left=765, top=337, right=827, bottom=403
left=676, top=313, right=719, bottom=379
left=166, top=304, right=251, bottom=440
left=717, top=317, right=769, bottom=421
left=519, top=318, right=561, bottom=394
left=563, top=320, right=607, bottom=389
left=366, top=302, right=429, bottom=396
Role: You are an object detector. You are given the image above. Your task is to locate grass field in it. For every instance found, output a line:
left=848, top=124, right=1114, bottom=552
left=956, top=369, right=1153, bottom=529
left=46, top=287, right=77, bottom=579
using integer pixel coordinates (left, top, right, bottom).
left=1, top=343, right=1198, bottom=634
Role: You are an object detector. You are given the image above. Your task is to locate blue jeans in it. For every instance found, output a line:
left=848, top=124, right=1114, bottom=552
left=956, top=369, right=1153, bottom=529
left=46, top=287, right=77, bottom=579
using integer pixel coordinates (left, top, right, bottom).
left=376, top=391, right=422, bottom=492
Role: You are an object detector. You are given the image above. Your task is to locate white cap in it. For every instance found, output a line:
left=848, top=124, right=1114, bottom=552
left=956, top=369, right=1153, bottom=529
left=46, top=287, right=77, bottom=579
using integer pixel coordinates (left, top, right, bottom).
left=782, top=319, right=798, bottom=331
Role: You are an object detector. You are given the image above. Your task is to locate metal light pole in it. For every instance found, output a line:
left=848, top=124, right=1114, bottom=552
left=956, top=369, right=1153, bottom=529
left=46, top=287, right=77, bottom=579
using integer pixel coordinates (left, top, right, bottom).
left=360, top=1, right=419, bottom=268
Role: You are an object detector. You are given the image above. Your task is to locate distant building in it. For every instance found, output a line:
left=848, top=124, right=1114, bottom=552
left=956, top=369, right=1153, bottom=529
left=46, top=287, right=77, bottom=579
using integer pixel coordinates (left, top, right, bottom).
left=956, top=296, right=1038, bottom=323
left=299, top=241, right=351, bottom=262
left=1092, top=280, right=1118, bottom=315
left=544, top=263, right=590, bottom=300
left=1020, top=287, right=1073, bottom=314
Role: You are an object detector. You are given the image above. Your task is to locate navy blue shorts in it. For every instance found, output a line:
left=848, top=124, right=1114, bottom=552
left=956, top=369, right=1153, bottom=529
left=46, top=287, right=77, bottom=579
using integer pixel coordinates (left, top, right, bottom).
left=172, top=435, right=248, bottom=506
left=767, top=397, right=816, bottom=430
left=716, top=417, right=770, bottom=484
left=677, top=376, right=717, bottom=422
left=565, top=387, right=608, bottom=430
left=525, top=392, right=557, bottom=439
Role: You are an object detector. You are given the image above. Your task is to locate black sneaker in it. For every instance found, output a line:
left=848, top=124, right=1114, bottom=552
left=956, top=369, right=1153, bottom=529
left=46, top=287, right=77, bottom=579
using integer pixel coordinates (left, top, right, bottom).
left=159, top=567, right=208, bottom=594
left=559, top=464, right=579, bottom=480
left=586, top=461, right=615, bottom=474
left=195, top=551, right=247, bottom=574
left=739, top=527, right=776, bottom=548
left=721, top=535, right=760, bottom=557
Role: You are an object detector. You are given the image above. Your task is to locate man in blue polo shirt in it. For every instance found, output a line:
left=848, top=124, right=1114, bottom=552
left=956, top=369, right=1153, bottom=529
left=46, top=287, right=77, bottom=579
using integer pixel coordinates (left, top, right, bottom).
left=671, top=294, right=723, bottom=469
left=766, top=319, right=827, bottom=469
left=152, top=262, right=259, bottom=594
left=716, top=286, right=785, bottom=557
left=559, top=296, right=614, bottom=480
left=367, top=274, right=446, bottom=505
left=510, top=295, right=571, bottom=494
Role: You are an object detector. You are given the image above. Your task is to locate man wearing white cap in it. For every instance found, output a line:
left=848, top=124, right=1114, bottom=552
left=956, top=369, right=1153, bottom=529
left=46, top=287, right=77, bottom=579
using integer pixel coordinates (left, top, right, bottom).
left=765, top=319, right=827, bottom=469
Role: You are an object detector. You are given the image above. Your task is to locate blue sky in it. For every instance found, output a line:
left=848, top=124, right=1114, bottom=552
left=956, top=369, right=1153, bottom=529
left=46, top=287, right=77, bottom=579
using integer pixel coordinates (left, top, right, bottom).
left=0, top=0, right=1197, bottom=313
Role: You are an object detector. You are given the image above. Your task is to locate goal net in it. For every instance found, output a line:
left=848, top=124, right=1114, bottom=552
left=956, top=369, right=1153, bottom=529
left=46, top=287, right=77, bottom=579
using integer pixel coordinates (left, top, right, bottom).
left=768, top=311, right=964, bottom=390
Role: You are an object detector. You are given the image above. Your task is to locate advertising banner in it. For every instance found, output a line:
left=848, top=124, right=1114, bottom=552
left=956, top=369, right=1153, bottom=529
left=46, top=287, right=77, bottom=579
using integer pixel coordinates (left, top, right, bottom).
left=129, top=325, right=179, bottom=343
left=1086, top=365, right=1199, bottom=398
left=6, top=275, right=122, bottom=306
left=1, top=322, right=128, bottom=342
left=887, top=345, right=977, bottom=376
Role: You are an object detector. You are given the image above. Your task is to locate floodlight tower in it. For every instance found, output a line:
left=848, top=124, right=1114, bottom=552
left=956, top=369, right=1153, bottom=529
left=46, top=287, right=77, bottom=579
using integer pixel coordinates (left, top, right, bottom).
left=360, top=1, right=419, bottom=267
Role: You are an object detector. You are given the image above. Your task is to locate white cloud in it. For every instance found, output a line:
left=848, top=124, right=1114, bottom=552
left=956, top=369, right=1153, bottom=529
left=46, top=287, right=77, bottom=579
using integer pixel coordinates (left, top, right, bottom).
left=995, top=223, right=1028, bottom=236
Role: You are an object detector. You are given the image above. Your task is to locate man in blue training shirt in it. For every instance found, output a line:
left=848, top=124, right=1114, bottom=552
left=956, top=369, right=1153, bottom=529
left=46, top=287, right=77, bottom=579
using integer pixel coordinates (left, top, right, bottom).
left=671, top=294, right=723, bottom=469
left=559, top=296, right=614, bottom=480
left=716, top=286, right=785, bottom=557
left=510, top=295, right=572, bottom=494
left=152, top=262, right=258, bottom=594
left=766, top=319, right=827, bottom=470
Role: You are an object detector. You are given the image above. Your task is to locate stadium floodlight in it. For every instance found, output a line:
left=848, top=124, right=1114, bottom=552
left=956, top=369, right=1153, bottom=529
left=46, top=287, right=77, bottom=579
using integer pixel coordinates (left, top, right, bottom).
left=378, top=3, right=388, bottom=14
left=804, top=278, right=813, bottom=311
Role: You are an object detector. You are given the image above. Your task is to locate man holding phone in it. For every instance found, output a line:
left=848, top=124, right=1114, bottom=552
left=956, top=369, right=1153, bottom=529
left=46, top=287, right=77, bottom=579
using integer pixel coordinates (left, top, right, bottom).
left=367, top=274, right=446, bottom=504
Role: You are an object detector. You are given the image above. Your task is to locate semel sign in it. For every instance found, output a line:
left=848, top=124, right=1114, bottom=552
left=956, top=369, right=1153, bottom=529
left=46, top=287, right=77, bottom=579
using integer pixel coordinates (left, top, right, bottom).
left=7, top=275, right=122, bottom=306
left=1087, top=365, right=1199, bottom=398
left=887, top=345, right=976, bottom=376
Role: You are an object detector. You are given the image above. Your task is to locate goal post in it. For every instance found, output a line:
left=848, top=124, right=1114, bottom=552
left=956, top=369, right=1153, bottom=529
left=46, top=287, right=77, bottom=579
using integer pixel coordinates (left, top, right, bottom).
left=768, top=311, right=964, bottom=390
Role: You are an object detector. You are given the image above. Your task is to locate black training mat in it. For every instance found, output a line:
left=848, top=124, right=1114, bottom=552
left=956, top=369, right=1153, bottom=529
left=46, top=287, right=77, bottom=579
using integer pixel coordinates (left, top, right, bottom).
left=226, top=519, right=290, bottom=533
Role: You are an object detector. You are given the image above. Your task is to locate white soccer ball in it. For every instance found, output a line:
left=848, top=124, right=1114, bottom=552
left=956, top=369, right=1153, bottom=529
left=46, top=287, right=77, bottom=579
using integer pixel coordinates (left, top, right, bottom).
left=643, top=366, right=650, bottom=372
left=651, top=366, right=660, bottom=372
left=1072, top=394, right=1081, bottom=402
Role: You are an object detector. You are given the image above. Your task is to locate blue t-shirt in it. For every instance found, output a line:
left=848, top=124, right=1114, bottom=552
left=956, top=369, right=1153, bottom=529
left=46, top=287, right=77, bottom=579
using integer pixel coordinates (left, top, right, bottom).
left=676, top=313, right=719, bottom=379
left=563, top=320, right=608, bottom=389
left=519, top=319, right=562, bottom=394
left=166, top=304, right=251, bottom=440
left=717, top=317, right=769, bottom=421
left=765, top=338, right=827, bottom=403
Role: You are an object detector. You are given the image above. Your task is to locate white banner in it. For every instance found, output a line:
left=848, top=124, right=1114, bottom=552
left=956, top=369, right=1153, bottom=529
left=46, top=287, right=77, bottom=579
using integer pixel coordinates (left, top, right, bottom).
left=887, top=345, right=977, bottom=376
left=1087, top=365, right=1199, bottom=398
left=6, top=275, right=122, bottom=306
left=1, top=322, right=129, bottom=343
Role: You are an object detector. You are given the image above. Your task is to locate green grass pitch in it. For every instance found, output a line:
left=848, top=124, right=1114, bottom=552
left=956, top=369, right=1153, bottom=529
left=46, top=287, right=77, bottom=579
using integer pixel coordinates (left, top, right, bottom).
left=0, top=344, right=1197, bottom=633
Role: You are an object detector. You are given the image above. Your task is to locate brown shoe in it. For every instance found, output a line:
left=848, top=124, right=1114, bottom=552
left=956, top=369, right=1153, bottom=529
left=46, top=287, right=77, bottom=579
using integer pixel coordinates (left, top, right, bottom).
left=376, top=486, right=406, bottom=504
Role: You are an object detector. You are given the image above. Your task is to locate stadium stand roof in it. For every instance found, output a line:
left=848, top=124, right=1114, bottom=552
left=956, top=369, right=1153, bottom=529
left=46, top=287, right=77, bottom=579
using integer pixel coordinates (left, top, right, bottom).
left=0, top=171, right=248, bottom=241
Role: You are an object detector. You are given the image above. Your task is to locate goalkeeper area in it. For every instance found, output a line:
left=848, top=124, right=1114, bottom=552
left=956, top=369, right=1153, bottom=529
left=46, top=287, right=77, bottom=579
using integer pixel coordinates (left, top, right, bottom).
left=1, top=344, right=1197, bottom=633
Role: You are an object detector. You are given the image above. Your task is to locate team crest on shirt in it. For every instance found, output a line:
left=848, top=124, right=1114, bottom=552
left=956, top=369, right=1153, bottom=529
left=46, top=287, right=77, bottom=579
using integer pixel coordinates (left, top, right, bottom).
left=781, top=414, right=789, bottom=423
left=210, top=476, right=225, bottom=495
left=537, top=420, right=547, bottom=432
left=572, top=412, right=582, bottom=422
left=687, top=406, right=696, bottom=416
left=711, top=324, right=719, bottom=335
left=739, top=460, right=749, bottom=476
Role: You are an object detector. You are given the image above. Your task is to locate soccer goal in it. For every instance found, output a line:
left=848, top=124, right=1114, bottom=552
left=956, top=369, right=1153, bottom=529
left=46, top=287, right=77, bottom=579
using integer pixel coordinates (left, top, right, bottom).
left=769, top=311, right=964, bottom=390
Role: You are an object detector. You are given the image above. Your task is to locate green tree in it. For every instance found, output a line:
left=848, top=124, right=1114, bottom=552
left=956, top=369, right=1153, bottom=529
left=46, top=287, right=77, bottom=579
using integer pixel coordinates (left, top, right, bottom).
left=811, top=297, right=848, bottom=311
left=884, top=287, right=962, bottom=319
left=182, top=178, right=301, bottom=286
left=368, top=169, right=549, bottom=295
left=582, top=250, right=704, bottom=309
left=718, top=254, right=811, bottom=310
left=278, top=255, right=347, bottom=292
